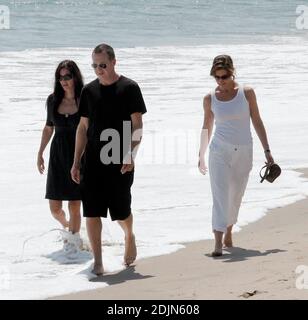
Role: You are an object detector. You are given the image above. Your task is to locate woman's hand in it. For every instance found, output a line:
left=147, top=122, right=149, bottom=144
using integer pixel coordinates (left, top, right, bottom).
left=37, top=153, right=45, bottom=174
left=198, top=157, right=207, bottom=175
left=265, top=151, right=274, bottom=165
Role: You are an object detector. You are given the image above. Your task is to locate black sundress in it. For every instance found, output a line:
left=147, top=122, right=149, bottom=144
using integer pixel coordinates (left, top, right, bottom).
left=45, top=94, right=81, bottom=200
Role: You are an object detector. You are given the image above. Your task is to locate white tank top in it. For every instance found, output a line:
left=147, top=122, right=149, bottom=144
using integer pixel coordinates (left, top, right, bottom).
left=211, top=85, right=252, bottom=145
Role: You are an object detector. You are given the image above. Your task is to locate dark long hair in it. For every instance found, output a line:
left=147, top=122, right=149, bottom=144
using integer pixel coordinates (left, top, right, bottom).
left=52, top=60, right=84, bottom=110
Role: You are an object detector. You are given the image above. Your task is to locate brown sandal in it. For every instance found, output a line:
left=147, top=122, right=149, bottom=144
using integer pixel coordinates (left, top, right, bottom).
left=259, top=163, right=281, bottom=183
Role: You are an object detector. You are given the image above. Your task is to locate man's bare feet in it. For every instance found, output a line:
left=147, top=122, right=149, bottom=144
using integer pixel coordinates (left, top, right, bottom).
left=124, top=234, right=137, bottom=266
left=92, top=264, right=104, bottom=276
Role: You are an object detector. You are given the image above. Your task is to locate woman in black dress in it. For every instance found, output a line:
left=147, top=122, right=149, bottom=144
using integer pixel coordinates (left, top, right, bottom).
left=37, top=60, right=84, bottom=251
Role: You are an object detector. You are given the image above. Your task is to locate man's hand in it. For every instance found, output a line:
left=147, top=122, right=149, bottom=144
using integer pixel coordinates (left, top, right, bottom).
left=71, top=163, right=81, bottom=184
left=121, top=154, right=135, bottom=174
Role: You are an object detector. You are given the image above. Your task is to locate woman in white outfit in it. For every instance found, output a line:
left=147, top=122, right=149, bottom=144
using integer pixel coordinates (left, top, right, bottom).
left=198, top=55, right=274, bottom=257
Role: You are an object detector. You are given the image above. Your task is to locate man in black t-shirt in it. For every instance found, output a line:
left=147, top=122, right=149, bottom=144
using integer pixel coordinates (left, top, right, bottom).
left=71, top=44, right=147, bottom=276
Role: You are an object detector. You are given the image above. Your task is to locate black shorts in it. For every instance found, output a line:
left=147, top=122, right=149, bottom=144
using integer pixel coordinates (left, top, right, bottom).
left=80, top=165, right=134, bottom=220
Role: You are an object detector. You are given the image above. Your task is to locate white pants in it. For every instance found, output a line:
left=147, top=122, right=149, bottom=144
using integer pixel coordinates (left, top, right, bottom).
left=209, top=137, right=253, bottom=233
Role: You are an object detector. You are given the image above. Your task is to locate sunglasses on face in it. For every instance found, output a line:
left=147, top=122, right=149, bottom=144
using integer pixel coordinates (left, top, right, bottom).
left=59, top=74, right=73, bottom=81
left=91, top=63, right=107, bottom=69
left=214, top=74, right=231, bottom=81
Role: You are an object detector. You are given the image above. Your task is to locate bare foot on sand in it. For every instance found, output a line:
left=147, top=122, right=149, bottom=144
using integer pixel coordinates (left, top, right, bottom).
left=124, top=234, right=137, bottom=266
left=211, top=242, right=223, bottom=257
left=211, top=250, right=223, bottom=257
left=223, top=234, right=233, bottom=248
left=92, top=264, right=104, bottom=276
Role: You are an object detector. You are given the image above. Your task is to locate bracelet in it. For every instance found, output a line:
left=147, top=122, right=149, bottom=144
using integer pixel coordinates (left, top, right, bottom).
left=264, top=149, right=271, bottom=153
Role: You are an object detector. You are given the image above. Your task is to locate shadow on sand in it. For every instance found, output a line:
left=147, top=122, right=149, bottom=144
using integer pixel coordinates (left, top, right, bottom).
left=89, top=266, right=154, bottom=285
left=205, top=247, right=286, bottom=262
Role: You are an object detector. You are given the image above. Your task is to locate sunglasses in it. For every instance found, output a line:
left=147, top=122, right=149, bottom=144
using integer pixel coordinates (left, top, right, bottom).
left=214, top=74, right=231, bottom=81
left=59, top=74, right=73, bottom=81
left=91, top=63, right=107, bottom=69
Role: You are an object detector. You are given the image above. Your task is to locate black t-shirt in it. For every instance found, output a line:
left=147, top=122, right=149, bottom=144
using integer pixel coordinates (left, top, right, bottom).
left=79, top=75, right=147, bottom=166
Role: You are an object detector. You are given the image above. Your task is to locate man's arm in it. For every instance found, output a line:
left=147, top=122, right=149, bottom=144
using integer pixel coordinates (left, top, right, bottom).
left=71, top=116, right=89, bottom=183
left=121, top=112, right=143, bottom=174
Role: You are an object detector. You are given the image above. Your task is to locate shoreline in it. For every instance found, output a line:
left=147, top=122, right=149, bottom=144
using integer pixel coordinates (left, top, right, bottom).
left=50, top=169, right=308, bottom=300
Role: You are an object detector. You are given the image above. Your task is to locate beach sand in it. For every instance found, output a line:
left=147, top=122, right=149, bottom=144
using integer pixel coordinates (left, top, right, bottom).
left=51, top=169, right=308, bottom=300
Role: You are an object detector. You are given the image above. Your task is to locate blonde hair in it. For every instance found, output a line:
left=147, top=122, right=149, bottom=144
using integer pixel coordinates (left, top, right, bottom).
left=210, top=55, right=235, bottom=78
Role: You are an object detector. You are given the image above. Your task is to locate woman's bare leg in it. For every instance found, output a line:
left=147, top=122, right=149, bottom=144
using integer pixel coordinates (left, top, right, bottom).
left=212, top=230, right=223, bottom=257
left=49, top=200, right=69, bottom=228
left=68, top=200, right=81, bottom=234
left=223, top=225, right=233, bottom=248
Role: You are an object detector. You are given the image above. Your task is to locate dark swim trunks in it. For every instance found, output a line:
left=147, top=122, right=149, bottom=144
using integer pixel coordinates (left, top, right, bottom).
left=80, top=162, right=134, bottom=220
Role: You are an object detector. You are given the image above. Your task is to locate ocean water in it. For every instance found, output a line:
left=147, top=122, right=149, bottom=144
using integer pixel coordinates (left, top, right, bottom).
left=0, top=0, right=308, bottom=299
left=0, top=0, right=307, bottom=50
